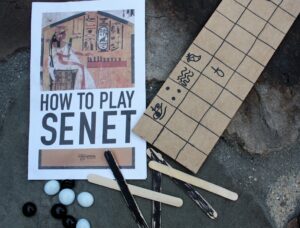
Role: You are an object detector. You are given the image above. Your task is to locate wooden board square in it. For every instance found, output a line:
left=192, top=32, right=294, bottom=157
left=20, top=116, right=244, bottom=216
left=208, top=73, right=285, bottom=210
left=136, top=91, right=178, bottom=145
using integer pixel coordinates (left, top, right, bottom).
left=158, top=79, right=188, bottom=107
left=203, top=57, right=234, bottom=86
left=271, top=0, right=282, bottom=5
left=280, top=0, right=300, bottom=17
left=153, top=128, right=185, bottom=159
left=226, top=73, right=253, bottom=100
left=259, top=23, right=285, bottom=49
left=215, top=42, right=245, bottom=69
left=191, top=76, right=223, bottom=104
left=166, top=110, right=198, bottom=141
left=193, top=28, right=223, bottom=55
left=248, top=39, right=275, bottom=66
left=189, top=125, right=219, bottom=154
left=214, top=90, right=242, bottom=118
left=238, top=9, right=266, bottom=36
left=269, top=8, right=295, bottom=33
left=248, top=0, right=277, bottom=20
left=169, top=62, right=200, bottom=89
left=176, top=144, right=207, bottom=173
left=237, top=56, right=264, bottom=83
left=179, top=92, right=210, bottom=122
left=145, top=96, right=175, bottom=125
left=235, top=0, right=251, bottom=7
left=133, top=115, right=163, bottom=144
left=206, top=11, right=234, bottom=39
left=270, top=0, right=281, bottom=4
left=182, top=44, right=212, bottom=72
left=226, top=26, right=256, bottom=53
left=201, top=107, right=231, bottom=136
left=217, top=0, right=245, bottom=22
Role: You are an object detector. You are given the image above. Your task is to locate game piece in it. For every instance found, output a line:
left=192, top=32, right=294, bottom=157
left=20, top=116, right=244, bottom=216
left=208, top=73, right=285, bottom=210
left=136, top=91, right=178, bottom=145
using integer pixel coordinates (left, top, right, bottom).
left=104, top=150, right=149, bottom=228
left=59, top=189, right=75, bottom=206
left=149, top=161, right=238, bottom=201
left=88, top=174, right=183, bottom=207
left=148, top=148, right=217, bottom=219
left=44, top=180, right=60, bottom=196
left=77, top=192, right=94, bottom=208
left=61, top=180, right=75, bottom=190
left=133, top=0, right=300, bottom=173
left=76, top=218, right=91, bottom=228
left=22, top=202, right=37, bottom=217
left=151, top=153, right=162, bottom=228
left=62, top=215, right=77, bottom=228
left=51, top=203, right=67, bottom=219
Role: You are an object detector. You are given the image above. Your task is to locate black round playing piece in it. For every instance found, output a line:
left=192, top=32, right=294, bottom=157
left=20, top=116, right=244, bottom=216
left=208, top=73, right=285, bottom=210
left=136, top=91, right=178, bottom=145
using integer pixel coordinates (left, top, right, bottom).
left=51, top=203, right=67, bottom=219
left=60, top=179, right=75, bottom=189
left=22, top=202, right=37, bottom=217
left=62, top=215, right=77, bottom=228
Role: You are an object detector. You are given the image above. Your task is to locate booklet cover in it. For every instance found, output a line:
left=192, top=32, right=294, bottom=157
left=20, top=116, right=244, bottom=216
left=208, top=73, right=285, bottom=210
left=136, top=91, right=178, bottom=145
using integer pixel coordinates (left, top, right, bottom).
left=29, top=0, right=146, bottom=180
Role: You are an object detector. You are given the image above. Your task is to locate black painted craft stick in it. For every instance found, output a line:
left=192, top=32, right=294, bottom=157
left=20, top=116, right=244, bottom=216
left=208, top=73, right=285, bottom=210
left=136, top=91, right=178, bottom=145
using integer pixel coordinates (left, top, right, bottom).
left=148, top=148, right=217, bottom=219
left=151, top=155, right=162, bottom=228
left=104, top=150, right=149, bottom=228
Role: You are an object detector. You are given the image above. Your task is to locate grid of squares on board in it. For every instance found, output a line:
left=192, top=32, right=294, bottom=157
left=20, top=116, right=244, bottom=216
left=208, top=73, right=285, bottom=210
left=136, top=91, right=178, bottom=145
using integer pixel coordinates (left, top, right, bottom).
left=134, top=0, right=299, bottom=173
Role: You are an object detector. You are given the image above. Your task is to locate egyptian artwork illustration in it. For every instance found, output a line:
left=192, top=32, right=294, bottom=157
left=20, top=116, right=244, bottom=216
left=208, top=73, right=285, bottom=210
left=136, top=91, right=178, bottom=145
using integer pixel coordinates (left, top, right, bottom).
left=41, top=10, right=134, bottom=91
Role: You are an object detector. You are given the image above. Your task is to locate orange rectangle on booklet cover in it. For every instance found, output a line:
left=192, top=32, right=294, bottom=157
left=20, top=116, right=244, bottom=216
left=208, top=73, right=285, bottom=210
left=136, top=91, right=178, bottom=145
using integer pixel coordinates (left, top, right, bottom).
left=39, top=148, right=134, bottom=169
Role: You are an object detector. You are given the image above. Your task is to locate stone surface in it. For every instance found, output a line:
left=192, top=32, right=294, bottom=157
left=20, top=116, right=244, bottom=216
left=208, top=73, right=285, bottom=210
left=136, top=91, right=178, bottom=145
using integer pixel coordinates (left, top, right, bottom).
left=227, top=83, right=300, bottom=154
left=266, top=173, right=300, bottom=228
left=146, top=0, right=219, bottom=80
left=0, top=0, right=64, bottom=59
left=226, top=24, right=300, bottom=154
left=0, top=0, right=299, bottom=228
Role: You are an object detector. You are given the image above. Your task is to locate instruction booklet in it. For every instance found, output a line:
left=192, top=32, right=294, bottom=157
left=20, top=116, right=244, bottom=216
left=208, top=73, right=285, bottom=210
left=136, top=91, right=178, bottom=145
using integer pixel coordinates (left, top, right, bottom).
left=29, top=0, right=146, bottom=180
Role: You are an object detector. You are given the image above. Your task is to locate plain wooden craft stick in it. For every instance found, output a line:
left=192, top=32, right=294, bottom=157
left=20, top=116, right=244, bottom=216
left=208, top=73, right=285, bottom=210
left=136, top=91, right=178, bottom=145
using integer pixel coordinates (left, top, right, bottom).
left=87, top=174, right=183, bottom=207
left=148, top=161, right=238, bottom=201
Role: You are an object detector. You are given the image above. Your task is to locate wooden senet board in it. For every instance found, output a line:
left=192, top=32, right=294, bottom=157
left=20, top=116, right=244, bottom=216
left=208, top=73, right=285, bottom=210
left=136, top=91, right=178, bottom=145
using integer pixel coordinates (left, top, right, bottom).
left=134, top=0, right=299, bottom=173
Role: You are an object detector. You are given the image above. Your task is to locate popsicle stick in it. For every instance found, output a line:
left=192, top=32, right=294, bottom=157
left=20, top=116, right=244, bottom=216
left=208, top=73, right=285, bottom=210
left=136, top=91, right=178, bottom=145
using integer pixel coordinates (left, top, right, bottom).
left=104, top=151, right=148, bottom=228
left=148, top=148, right=217, bottom=219
left=148, top=161, right=238, bottom=201
left=87, top=174, right=183, bottom=207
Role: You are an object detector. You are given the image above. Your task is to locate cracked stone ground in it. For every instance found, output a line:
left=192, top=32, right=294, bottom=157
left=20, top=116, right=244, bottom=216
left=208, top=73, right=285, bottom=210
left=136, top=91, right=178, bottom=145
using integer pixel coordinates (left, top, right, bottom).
left=0, top=0, right=299, bottom=227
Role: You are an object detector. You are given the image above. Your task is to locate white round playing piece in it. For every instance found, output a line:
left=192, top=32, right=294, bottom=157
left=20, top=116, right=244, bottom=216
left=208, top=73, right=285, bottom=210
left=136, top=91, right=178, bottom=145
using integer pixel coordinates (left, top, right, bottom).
left=76, top=218, right=91, bottom=228
left=44, top=180, right=60, bottom=196
left=77, top=192, right=94, bottom=208
left=59, top=188, right=75, bottom=206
